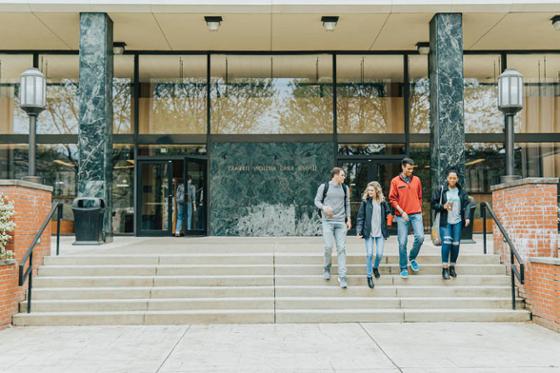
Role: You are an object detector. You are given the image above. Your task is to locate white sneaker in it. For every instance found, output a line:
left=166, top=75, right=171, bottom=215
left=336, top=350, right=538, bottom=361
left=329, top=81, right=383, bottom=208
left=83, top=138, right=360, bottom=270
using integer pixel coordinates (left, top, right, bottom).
left=338, top=277, right=348, bottom=289
left=323, top=270, right=331, bottom=281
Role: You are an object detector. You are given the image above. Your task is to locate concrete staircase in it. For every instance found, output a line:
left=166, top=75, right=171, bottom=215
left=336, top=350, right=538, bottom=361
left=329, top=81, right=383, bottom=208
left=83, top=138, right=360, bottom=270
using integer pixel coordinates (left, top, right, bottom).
left=13, top=248, right=531, bottom=325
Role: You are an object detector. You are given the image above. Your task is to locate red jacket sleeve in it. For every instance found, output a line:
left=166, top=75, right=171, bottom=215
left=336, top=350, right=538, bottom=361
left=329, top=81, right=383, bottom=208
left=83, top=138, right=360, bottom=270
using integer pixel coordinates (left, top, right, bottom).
left=417, top=177, right=423, bottom=202
left=388, top=178, right=399, bottom=210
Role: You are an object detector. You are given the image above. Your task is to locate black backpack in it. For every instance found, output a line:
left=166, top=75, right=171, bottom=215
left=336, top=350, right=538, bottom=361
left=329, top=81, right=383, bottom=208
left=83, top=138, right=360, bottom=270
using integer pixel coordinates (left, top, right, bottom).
left=317, top=182, right=348, bottom=219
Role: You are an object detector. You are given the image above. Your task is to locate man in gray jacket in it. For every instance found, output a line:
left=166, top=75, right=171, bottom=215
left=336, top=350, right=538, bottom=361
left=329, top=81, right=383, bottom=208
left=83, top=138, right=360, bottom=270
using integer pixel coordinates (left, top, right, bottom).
left=314, top=167, right=351, bottom=288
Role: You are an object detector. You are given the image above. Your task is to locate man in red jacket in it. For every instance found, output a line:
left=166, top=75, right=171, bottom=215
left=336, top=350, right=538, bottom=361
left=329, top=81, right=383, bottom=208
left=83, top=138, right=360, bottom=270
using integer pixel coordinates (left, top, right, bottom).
left=389, top=157, right=424, bottom=279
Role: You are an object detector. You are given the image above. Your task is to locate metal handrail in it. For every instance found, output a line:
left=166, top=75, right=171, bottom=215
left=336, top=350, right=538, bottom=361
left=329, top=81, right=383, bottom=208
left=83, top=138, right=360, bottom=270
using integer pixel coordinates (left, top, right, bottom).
left=480, top=202, right=525, bottom=310
left=18, top=202, right=63, bottom=313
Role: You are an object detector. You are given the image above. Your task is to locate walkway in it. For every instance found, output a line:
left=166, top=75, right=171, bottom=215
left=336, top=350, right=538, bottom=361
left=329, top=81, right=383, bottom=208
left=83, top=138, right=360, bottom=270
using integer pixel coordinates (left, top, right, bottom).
left=0, top=322, right=558, bottom=372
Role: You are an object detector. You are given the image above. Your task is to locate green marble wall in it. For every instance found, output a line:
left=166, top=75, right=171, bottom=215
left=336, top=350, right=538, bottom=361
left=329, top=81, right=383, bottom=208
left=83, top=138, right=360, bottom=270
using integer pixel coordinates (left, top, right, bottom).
left=209, top=142, right=334, bottom=236
left=78, top=13, right=114, bottom=239
left=429, top=13, right=465, bottom=188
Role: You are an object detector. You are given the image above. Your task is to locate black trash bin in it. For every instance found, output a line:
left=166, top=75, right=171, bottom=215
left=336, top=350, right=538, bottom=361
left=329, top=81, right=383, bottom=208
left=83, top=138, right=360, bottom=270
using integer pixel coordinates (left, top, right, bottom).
left=72, top=197, right=105, bottom=245
left=461, top=202, right=477, bottom=244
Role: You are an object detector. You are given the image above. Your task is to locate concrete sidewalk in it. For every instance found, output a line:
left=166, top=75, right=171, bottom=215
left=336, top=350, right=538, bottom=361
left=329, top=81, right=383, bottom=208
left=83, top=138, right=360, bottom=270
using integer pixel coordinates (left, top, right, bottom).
left=0, top=322, right=558, bottom=372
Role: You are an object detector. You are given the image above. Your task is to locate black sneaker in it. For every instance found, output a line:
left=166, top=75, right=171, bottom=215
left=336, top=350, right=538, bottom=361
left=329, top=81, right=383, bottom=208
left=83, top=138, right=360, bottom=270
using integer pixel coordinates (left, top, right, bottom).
left=367, top=277, right=375, bottom=289
left=442, top=268, right=450, bottom=280
left=449, top=266, right=457, bottom=278
left=373, top=268, right=381, bottom=279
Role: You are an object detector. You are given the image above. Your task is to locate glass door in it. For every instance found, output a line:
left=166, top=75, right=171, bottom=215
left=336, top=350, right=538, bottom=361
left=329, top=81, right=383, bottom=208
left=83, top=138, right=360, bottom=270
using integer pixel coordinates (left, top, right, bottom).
left=339, top=160, right=401, bottom=235
left=180, top=157, right=207, bottom=236
left=137, top=160, right=173, bottom=236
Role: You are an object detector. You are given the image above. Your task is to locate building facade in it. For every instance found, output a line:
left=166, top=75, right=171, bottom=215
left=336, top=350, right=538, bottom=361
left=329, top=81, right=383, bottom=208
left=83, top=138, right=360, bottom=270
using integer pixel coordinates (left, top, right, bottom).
left=0, top=1, right=559, bottom=237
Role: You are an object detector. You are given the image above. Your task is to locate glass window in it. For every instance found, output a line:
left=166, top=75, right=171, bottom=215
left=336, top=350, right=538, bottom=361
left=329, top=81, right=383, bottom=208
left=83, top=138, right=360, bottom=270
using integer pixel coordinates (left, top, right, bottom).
left=139, top=55, right=207, bottom=134
left=337, top=143, right=405, bottom=156
left=0, top=55, right=33, bottom=134
left=211, top=54, right=333, bottom=134
left=113, top=145, right=135, bottom=234
left=408, top=55, right=429, bottom=134
left=508, top=54, right=560, bottom=133
left=36, top=144, right=79, bottom=226
left=516, top=142, right=560, bottom=178
left=0, top=144, right=28, bottom=179
left=38, top=55, right=79, bottom=134
left=464, top=55, right=503, bottom=133
left=137, top=145, right=207, bottom=157
left=114, top=55, right=134, bottom=134
left=337, top=55, right=404, bottom=134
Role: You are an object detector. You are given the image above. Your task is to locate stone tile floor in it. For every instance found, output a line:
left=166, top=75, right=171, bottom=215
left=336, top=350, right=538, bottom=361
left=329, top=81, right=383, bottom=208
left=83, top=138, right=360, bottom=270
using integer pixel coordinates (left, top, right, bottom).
left=0, top=322, right=558, bottom=373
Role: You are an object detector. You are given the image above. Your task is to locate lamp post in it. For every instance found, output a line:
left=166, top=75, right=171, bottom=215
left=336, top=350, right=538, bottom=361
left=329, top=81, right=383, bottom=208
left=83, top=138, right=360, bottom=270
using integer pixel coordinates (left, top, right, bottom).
left=497, top=68, right=523, bottom=184
left=19, top=68, right=46, bottom=184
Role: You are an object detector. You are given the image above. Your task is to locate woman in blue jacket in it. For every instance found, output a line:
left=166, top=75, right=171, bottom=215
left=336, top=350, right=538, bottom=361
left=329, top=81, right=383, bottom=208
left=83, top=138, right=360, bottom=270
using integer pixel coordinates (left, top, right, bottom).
left=356, top=181, right=392, bottom=289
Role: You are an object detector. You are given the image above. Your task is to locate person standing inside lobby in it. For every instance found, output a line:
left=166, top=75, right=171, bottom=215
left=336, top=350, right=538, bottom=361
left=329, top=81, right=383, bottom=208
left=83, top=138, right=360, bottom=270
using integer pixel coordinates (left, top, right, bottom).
left=389, top=158, right=424, bottom=279
left=314, top=167, right=351, bottom=289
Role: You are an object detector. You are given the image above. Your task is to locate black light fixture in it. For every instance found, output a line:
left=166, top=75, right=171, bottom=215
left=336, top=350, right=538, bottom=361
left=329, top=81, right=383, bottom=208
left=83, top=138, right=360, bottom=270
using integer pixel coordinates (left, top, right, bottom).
left=551, top=15, right=560, bottom=31
left=113, top=42, right=126, bottom=55
left=497, top=68, right=524, bottom=183
left=321, top=16, right=339, bottom=32
left=205, top=16, right=223, bottom=32
left=416, top=42, right=430, bottom=55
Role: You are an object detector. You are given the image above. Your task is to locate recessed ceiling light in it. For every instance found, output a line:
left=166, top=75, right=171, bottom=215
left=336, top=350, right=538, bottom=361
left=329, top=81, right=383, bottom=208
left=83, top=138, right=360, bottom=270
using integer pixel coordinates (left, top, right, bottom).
left=321, top=16, right=339, bottom=32
left=113, top=42, right=126, bottom=55
left=551, top=15, right=560, bottom=31
left=205, top=16, right=223, bottom=32
left=416, top=42, right=430, bottom=55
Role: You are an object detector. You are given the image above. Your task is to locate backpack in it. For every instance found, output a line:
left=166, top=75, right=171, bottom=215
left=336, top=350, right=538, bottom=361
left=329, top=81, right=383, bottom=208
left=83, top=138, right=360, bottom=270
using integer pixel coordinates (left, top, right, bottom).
left=318, top=182, right=348, bottom=220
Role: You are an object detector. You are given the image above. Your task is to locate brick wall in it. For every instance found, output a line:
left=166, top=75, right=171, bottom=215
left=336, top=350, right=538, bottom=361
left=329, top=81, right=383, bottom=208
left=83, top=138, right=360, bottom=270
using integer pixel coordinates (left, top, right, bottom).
left=491, top=178, right=559, bottom=332
left=0, top=261, right=19, bottom=330
left=491, top=178, right=558, bottom=264
left=525, top=258, right=560, bottom=332
left=0, top=180, right=53, bottom=328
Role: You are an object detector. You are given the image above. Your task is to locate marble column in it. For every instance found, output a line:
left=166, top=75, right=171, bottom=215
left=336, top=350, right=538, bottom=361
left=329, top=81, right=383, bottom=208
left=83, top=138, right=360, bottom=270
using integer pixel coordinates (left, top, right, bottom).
left=78, top=13, right=113, bottom=240
left=429, top=13, right=465, bottom=188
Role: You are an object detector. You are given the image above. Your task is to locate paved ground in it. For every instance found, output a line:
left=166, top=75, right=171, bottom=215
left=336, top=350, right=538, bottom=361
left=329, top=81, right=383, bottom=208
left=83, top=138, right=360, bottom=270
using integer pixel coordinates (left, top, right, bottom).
left=0, top=322, right=558, bottom=372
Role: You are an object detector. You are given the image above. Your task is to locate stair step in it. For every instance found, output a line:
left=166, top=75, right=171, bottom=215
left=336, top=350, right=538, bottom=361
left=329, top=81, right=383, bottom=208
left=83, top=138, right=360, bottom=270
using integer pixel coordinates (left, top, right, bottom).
left=275, top=285, right=513, bottom=298
left=276, top=264, right=506, bottom=275
left=275, top=309, right=531, bottom=323
left=34, top=275, right=274, bottom=287
left=275, top=275, right=510, bottom=286
left=39, top=265, right=274, bottom=276
left=12, top=309, right=275, bottom=326
left=32, top=286, right=275, bottom=300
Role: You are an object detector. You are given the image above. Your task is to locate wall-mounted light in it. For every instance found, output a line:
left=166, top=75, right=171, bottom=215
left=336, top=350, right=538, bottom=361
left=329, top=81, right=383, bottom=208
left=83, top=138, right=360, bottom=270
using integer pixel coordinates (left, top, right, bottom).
left=205, top=16, right=223, bottom=32
left=113, top=42, right=126, bottom=55
left=416, top=42, right=430, bottom=55
left=321, top=16, right=339, bottom=32
left=551, top=15, right=560, bottom=31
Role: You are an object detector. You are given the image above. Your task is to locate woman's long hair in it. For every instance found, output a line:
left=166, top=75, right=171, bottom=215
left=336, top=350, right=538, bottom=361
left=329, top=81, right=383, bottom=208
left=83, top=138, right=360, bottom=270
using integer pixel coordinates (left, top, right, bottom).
left=362, top=181, right=385, bottom=203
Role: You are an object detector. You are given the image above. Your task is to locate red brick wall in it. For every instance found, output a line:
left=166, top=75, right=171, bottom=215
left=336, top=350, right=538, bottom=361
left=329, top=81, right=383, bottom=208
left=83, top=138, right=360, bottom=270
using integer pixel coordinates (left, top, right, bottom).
left=492, top=180, right=558, bottom=263
left=0, top=262, right=19, bottom=330
left=525, top=260, right=560, bottom=332
left=0, top=181, right=52, bottom=328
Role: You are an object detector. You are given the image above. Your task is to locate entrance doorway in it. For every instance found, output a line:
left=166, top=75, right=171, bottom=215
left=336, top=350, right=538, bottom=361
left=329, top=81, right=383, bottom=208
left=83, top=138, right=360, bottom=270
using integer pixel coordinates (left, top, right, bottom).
left=136, top=157, right=207, bottom=236
left=339, top=160, right=401, bottom=236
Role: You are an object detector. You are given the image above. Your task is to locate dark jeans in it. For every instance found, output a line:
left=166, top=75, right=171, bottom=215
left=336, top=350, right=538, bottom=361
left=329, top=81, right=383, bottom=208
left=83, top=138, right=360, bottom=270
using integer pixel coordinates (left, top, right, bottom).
left=439, top=222, right=463, bottom=264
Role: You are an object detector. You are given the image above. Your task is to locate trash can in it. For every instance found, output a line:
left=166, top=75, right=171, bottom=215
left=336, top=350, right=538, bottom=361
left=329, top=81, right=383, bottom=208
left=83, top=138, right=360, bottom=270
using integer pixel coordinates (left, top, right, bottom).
left=461, top=202, right=477, bottom=244
left=72, top=197, right=105, bottom=245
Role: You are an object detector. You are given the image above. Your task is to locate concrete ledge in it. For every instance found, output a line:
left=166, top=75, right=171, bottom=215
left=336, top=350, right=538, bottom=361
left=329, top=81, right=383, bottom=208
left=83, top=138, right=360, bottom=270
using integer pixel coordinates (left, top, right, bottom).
left=0, top=259, right=16, bottom=266
left=490, top=177, right=559, bottom=192
left=0, top=179, right=53, bottom=192
left=529, top=257, right=560, bottom=266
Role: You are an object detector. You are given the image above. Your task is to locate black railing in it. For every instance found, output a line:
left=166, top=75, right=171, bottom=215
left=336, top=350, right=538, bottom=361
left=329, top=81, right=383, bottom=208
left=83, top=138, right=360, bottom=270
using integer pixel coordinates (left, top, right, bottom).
left=480, top=202, right=525, bottom=310
left=18, top=202, right=63, bottom=313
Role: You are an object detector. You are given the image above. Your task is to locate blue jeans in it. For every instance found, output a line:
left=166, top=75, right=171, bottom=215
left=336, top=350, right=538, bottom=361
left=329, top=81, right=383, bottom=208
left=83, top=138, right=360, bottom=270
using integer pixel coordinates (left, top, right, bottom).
left=322, top=221, right=347, bottom=279
left=364, top=236, right=384, bottom=278
left=396, top=214, right=424, bottom=270
left=440, top=222, right=463, bottom=264
left=176, top=203, right=193, bottom=233
left=176, top=203, right=184, bottom=234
